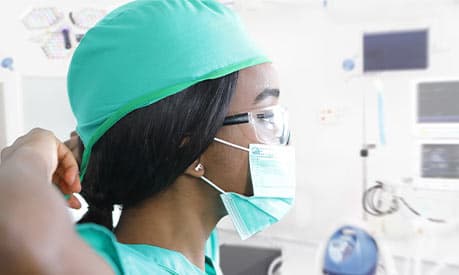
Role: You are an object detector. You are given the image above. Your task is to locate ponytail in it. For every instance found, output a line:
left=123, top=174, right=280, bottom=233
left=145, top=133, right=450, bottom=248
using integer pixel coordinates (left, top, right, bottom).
left=78, top=203, right=114, bottom=231
left=76, top=137, right=114, bottom=231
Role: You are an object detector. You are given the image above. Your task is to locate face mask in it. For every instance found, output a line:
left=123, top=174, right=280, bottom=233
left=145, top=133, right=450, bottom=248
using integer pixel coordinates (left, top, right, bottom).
left=201, top=137, right=296, bottom=240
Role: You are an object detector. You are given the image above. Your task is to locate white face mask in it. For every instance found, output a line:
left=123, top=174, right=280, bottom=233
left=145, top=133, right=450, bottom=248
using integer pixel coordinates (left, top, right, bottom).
left=201, top=137, right=296, bottom=240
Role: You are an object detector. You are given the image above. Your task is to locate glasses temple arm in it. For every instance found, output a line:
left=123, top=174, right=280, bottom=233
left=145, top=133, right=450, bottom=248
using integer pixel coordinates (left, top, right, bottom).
left=223, top=113, right=249, bottom=126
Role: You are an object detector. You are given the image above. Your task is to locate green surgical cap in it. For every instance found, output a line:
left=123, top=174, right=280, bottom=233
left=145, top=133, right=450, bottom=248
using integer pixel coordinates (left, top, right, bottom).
left=67, top=0, right=270, bottom=180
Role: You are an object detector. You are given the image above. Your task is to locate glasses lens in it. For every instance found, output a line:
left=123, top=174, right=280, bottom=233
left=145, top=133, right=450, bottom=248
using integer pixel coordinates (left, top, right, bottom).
left=250, top=106, right=289, bottom=145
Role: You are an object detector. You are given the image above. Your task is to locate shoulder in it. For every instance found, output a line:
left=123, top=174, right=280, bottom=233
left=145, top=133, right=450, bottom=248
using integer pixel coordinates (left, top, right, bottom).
left=76, top=223, right=176, bottom=275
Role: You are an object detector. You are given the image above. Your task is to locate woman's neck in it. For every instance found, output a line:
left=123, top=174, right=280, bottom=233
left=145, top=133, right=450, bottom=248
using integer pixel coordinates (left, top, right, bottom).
left=114, top=177, right=222, bottom=271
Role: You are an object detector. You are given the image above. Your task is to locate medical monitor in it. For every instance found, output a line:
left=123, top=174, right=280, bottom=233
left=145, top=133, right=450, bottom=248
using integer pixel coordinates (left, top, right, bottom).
left=363, top=29, right=428, bottom=72
left=414, top=141, right=459, bottom=191
left=414, top=80, right=459, bottom=139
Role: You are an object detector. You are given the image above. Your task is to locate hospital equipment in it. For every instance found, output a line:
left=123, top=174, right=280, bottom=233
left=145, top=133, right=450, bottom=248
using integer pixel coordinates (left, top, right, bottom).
left=1, top=57, right=14, bottom=71
left=412, top=141, right=459, bottom=192
left=363, top=181, right=446, bottom=223
left=22, top=6, right=106, bottom=58
left=220, top=245, right=282, bottom=275
left=359, top=78, right=382, bottom=219
left=323, top=226, right=379, bottom=275
left=410, top=79, right=459, bottom=191
left=342, top=58, right=355, bottom=72
left=363, top=30, right=429, bottom=72
left=414, top=80, right=459, bottom=139
left=41, top=29, right=73, bottom=59
left=69, top=8, right=106, bottom=29
left=22, top=7, right=63, bottom=30
left=363, top=180, right=459, bottom=275
left=317, top=224, right=398, bottom=275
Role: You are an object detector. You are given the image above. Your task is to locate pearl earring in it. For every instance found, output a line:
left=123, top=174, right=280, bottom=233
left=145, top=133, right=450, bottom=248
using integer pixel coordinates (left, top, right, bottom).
left=194, top=163, right=204, bottom=172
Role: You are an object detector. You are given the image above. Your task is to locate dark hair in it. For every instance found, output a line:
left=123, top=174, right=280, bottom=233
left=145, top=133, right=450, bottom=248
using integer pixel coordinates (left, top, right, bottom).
left=78, top=72, right=239, bottom=230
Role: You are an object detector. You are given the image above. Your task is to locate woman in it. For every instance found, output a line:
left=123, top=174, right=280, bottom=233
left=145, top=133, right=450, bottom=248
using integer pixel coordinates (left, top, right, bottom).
left=0, top=0, right=295, bottom=274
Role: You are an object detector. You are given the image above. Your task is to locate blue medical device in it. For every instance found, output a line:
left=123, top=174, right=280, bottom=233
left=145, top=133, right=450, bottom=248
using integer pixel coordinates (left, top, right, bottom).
left=1, top=57, right=14, bottom=70
left=323, top=226, right=378, bottom=275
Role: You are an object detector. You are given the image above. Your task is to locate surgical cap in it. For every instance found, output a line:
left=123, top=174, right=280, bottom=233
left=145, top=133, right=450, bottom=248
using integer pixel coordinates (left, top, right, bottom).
left=67, top=0, right=270, bottom=180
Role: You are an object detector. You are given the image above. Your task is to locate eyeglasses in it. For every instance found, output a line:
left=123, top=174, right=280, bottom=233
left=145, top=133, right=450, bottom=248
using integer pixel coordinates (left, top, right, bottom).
left=223, top=105, right=290, bottom=145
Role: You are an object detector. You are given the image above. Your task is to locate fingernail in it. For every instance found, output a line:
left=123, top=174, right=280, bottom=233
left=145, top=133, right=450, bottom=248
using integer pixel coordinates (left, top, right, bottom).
left=70, top=173, right=77, bottom=185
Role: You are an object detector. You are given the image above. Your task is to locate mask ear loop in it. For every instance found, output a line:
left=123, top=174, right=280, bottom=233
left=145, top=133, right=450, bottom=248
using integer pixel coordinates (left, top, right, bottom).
left=213, top=137, right=250, bottom=152
left=201, top=175, right=226, bottom=194
left=203, top=138, right=249, bottom=194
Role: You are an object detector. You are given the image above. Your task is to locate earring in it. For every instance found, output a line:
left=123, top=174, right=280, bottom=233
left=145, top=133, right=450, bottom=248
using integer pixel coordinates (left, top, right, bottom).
left=194, top=163, right=204, bottom=172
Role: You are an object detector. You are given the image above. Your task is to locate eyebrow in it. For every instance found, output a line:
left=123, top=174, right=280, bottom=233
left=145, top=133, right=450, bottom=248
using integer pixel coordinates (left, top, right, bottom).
left=253, top=88, right=280, bottom=104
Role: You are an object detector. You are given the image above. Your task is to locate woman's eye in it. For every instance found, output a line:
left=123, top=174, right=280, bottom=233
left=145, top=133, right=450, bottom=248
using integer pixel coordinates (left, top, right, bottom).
left=258, top=117, right=276, bottom=130
left=263, top=111, right=274, bottom=118
left=258, top=115, right=274, bottom=123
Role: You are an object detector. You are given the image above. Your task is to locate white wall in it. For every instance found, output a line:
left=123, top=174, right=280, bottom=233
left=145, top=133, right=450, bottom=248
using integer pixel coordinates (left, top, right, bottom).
left=0, top=0, right=128, bottom=143
left=0, top=0, right=129, bottom=76
left=2, top=0, right=459, bottom=273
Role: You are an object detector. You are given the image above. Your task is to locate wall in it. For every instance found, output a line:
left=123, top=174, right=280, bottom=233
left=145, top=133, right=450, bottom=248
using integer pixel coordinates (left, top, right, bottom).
left=0, top=0, right=129, bottom=142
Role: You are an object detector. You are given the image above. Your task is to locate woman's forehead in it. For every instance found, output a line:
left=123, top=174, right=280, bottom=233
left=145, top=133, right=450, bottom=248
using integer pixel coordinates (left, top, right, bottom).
left=229, top=63, right=280, bottom=113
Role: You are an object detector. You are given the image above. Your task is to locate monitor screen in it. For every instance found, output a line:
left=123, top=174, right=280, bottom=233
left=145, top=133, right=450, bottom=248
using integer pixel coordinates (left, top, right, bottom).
left=363, top=30, right=428, bottom=72
left=417, top=81, right=459, bottom=123
left=421, top=144, right=459, bottom=179
left=220, top=245, right=282, bottom=275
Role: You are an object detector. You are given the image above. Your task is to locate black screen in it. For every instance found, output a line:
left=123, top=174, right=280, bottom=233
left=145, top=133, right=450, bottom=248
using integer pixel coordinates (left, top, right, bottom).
left=364, top=30, right=428, bottom=72
left=220, top=245, right=282, bottom=275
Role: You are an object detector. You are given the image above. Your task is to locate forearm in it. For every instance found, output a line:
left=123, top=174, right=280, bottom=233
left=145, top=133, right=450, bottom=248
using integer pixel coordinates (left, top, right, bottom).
left=0, top=149, right=113, bottom=274
left=0, top=148, right=69, bottom=231
left=0, top=148, right=73, bottom=273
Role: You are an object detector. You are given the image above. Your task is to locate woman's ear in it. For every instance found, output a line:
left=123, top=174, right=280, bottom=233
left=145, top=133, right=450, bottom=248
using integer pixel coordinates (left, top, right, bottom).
left=184, top=159, right=205, bottom=178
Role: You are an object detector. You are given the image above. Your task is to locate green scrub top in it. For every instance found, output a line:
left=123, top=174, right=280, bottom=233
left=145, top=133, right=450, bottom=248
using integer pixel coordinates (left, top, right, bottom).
left=77, top=223, right=222, bottom=275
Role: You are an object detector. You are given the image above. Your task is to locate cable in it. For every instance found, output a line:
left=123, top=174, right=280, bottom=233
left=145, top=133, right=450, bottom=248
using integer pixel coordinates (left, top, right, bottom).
left=397, top=197, right=446, bottom=223
left=362, top=181, right=446, bottom=223
left=362, top=181, right=399, bottom=217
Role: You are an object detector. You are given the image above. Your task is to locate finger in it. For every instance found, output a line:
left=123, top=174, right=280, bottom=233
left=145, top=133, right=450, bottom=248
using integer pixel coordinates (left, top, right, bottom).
left=62, top=138, right=82, bottom=167
left=63, top=138, right=72, bottom=148
left=67, top=194, right=82, bottom=209
left=69, top=146, right=81, bottom=165
left=64, top=135, right=78, bottom=148
left=64, top=165, right=79, bottom=187
left=53, top=166, right=81, bottom=194
left=52, top=172, right=61, bottom=187
left=0, top=146, right=12, bottom=162
left=56, top=142, right=80, bottom=186
left=64, top=167, right=81, bottom=193
left=52, top=167, right=68, bottom=190
left=69, top=136, right=81, bottom=155
left=57, top=184, right=82, bottom=207
left=53, top=177, right=73, bottom=194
